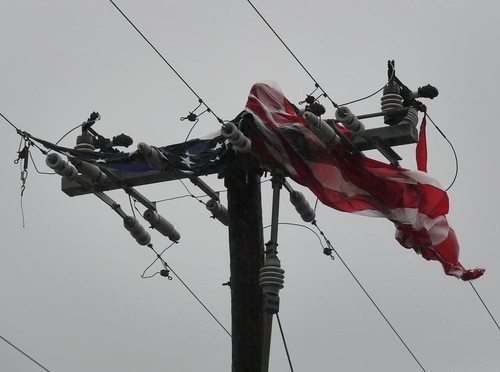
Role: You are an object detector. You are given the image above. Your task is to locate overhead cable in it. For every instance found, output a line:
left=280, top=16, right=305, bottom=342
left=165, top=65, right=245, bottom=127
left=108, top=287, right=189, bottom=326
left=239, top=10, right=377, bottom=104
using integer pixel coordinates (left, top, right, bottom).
left=245, top=0, right=339, bottom=108
left=0, top=334, right=51, bottom=372
left=108, top=0, right=224, bottom=124
left=469, top=282, right=500, bottom=332
left=311, top=221, right=428, bottom=372
left=276, top=313, right=294, bottom=372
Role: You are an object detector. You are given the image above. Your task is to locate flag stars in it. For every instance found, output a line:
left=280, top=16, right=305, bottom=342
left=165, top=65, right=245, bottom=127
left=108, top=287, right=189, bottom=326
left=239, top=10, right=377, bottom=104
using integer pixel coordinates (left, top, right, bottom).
left=181, top=155, right=195, bottom=168
left=211, top=141, right=224, bottom=152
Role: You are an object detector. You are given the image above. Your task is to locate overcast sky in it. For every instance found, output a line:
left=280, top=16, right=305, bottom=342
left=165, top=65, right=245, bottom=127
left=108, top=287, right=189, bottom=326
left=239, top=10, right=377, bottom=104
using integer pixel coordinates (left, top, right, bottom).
left=1, top=1, right=499, bottom=371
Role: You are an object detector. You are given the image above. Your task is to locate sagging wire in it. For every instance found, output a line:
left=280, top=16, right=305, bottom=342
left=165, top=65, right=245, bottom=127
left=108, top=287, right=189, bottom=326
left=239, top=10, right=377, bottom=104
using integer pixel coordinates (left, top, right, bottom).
left=180, top=99, right=212, bottom=142
left=142, top=244, right=232, bottom=337
left=338, top=62, right=397, bottom=107
left=311, top=220, right=428, bottom=372
left=426, top=113, right=459, bottom=191
left=141, top=242, right=175, bottom=279
left=263, top=222, right=335, bottom=260
left=53, top=114, right=100, bottom=147
left=14, top=135, right=32, bottom=227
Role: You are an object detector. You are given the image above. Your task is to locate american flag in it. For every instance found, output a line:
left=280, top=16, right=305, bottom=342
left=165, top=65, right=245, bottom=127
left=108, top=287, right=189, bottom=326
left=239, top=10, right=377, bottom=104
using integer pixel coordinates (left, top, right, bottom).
left=241, top=82, right=484, bottom=281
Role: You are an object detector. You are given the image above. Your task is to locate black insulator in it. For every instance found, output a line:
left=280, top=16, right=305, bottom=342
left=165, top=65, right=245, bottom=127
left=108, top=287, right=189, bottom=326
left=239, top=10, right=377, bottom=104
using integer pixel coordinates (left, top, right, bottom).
left=323, top=247, right=333, bottom=256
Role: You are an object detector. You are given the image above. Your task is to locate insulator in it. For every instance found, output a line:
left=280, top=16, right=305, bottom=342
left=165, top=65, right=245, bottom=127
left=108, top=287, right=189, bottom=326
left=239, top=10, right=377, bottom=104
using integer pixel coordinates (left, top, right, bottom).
left=123, top=216, right=151, bottom=246
left=259, top=256, right=285, bottom=296
left=143, top=209, right=180, bottom=242
left=303, top=111, right=340, bottom=148
left=399, top=107, right=419, bottom=127
left=289, top=191, right=316, bottom=222
left=137, top=142, right=167, bottom=169
left=74, top=132, right=95, bottom=151
left=381, top=81, right=403, bottom=112
left=206, top=199, right=229, bottom=226
left=335, top=107, right=365, bottom=136
left=221, top=122, right=251, bottom=153
left=45, top=153, right=78, bottom=180
left=72, top=160, right=107, bottom=184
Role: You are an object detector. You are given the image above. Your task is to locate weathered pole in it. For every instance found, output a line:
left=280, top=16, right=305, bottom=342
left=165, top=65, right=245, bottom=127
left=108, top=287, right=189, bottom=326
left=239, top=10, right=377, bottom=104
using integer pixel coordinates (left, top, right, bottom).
left=225, top=161, right=265, bottom=372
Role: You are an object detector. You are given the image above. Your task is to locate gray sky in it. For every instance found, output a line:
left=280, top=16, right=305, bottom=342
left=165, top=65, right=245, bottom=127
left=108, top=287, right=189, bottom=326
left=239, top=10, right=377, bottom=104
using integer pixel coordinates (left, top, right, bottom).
left=1, top=1, right=499, bottom=371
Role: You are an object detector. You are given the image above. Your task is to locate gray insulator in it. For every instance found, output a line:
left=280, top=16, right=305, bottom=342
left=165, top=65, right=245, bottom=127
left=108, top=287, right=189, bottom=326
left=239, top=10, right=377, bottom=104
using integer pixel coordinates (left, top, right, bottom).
left=143, top=209, right=180, bottom=242
left=123, top=216, right=151, bottom=246
left=335, top=107, right=365, bottom=136
left=206, top=199, right=229, bottom=226
left=221, top=122, right=251, bottom=153
left=381, top=93, right=403, bottom=112
left=289, top=191, right=316, bottom=222
left=45, top=153, right=78, bottom=180
left=77, top=161, right=107, bottom=184
left=303, top=111, right=340, bottom=148
left=400, top=107, right=419, bottom=126
left=137, top=142, right=167, bottom=169
left=259, top=257, right=285, bottom=296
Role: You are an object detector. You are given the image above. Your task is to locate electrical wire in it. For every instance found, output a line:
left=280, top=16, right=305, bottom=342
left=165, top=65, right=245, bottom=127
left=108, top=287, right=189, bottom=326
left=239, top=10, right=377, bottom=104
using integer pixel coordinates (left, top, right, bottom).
left=154, top=193, right=211, bottom=204
left=53, top=122, right=84, bottom=146
left=29, top=152, right=55, bottom=175
left=1, top=112, right=22, bottom=133
left=276, top=313, right=294, bottom=372
left=143, top=245, right=231, bottom=337
left=184, top=119, right=199, bottom=142
left=263, top=222, right=325, bottom=253
left=425, top=113, right=459, bottom=191
left=313, top=220, right=428, bottom=372
left=141, top=243, right=175, bottom=278
left=108, top=0, right=224, bottom=125
left=338, top=62, right=395, bottom=106
left=245, top=0, right=339, bottom=109
left=469, top=282, right=500, bottom=332
left=0, top=334, right=51, bottom=372
left=166, top=264, right=232, bottom=337
left=176, top=178, right=207, bottom=206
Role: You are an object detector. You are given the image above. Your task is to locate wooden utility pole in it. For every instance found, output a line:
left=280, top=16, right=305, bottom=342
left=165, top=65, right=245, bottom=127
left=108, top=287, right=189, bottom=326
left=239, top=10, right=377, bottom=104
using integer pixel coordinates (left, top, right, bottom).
left=225, top=161, right=265, bottom=372
left=58, top=107, right=419, bottom=371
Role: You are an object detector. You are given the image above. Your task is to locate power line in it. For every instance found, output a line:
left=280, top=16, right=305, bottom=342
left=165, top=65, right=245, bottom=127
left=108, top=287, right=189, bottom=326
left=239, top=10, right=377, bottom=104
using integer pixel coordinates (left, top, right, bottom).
left=469, top=282, right=500, bottom=332
left=0, top=334, right=51, bottom=372
left=1, top=112, right=22, bottom=134
left=312, top=221, right=428, bottom=372
left=167, top=264, right=232, bottom=338
left=147, top=245, right=232, bottom=337
left=276, top=313, right=294, bottom=372
left=426, top=113, right=459, bottom=191
left=108, top=0, right=224, bottom=124
left=245, top=0, right=339, bottom=109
